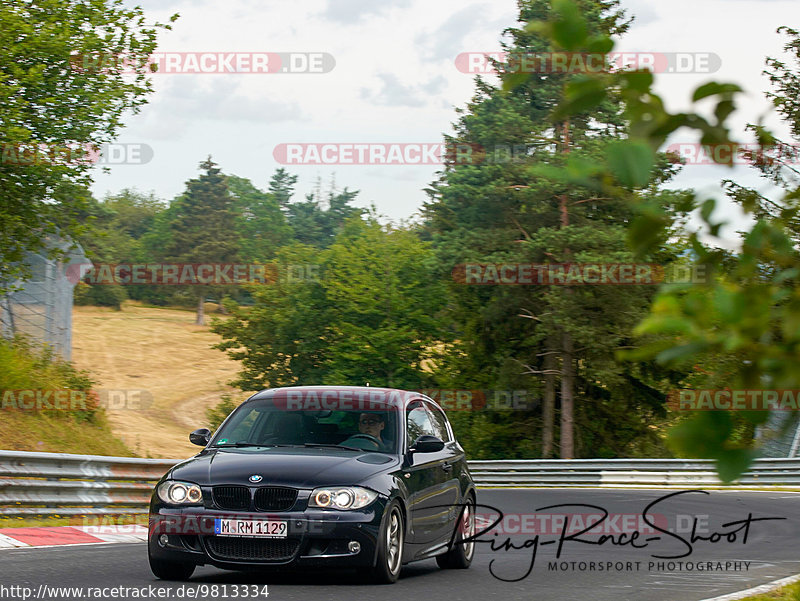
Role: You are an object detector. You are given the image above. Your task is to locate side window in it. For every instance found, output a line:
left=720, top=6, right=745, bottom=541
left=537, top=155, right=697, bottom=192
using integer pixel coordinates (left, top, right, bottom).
left=406, top=402, right=436, bottom=446
left=215, top=407, right=260, bottom=442
left=425, top=404, right=451, bottom=442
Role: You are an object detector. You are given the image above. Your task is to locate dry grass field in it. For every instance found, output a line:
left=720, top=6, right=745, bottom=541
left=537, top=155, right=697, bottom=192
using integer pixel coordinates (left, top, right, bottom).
left=71, top=302, right=248, bottom=459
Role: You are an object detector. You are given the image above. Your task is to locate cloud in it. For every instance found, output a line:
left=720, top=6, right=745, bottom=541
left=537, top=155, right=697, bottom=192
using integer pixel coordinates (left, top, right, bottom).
left=360, top=73, right=448, bottom=107
left=122, top=0, right=189, bottom=13
left=619, top=0, right=659, bottom=27
left=361, top=73, right=447, bottom=107
left=414, top=4, right=507, bottom=61
left=320, top=0, right=413, bottom=24
left=133, top=77, right=303, bottom=139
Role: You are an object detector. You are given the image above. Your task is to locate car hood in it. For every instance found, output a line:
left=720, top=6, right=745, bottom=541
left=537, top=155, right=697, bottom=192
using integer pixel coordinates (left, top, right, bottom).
left=169, top=447, right=399, bottom=489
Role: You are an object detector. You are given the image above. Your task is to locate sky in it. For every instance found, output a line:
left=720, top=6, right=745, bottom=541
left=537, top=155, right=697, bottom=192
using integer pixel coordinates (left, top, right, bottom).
left=93, top=0, right=800, bottom=238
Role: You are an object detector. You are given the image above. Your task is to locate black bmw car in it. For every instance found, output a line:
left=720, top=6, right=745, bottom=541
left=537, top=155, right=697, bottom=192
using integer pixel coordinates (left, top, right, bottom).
left=148, top=386, right=477, bottom=583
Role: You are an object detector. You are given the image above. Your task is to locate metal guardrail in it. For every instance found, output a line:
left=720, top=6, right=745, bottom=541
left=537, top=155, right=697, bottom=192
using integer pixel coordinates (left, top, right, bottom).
left=0, top=450, right=175, bottom=517
left=468, top=458, right=800, bottom=487
left=1, top=451, right=800, bottom=517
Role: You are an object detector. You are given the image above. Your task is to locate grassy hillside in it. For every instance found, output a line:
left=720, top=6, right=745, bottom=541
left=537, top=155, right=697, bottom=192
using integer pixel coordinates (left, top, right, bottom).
left=70, top=302, right=244, bottom=458
left=0, top=411, right=133, bottom=456
left=0, top=337, right=134, bottom=456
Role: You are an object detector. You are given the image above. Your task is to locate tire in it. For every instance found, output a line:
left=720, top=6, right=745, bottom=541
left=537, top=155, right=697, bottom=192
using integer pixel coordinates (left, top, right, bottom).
left=436, top=495, right=475, bottom=569
left=366, top=501, right=404, bottom=584
left=148, top=550, right=196, bottom=581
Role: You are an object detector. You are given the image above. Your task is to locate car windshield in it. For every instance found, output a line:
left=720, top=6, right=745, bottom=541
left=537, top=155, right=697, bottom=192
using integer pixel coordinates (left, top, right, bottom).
left=210, top=394, right=400, bottom=454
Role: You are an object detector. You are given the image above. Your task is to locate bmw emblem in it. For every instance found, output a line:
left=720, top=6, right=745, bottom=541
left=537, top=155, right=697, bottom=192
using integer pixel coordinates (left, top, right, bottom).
left=249, top=474, right=263, bottom=483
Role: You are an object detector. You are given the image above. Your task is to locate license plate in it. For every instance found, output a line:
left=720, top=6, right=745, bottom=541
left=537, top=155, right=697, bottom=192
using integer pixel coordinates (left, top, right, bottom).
left=214, top=518, right=287, bottom=538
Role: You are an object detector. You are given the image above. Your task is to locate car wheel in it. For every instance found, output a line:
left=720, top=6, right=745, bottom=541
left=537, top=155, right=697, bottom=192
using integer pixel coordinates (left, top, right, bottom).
left=436, top=495, right=475, bottom=569
left=367, top=501, right=404, bottom=584
left=148, top=550, right=196, bottom=581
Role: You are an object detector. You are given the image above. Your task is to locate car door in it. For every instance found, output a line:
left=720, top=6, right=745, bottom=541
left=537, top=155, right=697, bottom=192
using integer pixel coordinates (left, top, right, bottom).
left=402, top=400, right=452, bottom=551
left=423, top=401, right=464, bottom=540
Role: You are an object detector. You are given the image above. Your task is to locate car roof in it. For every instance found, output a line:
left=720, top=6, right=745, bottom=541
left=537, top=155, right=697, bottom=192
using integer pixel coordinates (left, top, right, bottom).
left=246, top=385, right=440, bottom=411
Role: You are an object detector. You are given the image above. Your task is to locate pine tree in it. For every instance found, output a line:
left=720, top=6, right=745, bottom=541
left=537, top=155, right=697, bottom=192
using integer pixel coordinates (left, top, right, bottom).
left=229, top=175, right=290, bottom=262
left=268, top=168, right=299, bottom=212
left=424, top=0, right=684, bottom=458
left=162, top=158, right=240, bottom=325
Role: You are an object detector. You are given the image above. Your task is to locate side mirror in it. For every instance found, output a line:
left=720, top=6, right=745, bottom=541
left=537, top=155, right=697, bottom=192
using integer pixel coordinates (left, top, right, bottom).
left=409, top=435, right=444, bottom=453
left=189, top=428, right=212, bottom=446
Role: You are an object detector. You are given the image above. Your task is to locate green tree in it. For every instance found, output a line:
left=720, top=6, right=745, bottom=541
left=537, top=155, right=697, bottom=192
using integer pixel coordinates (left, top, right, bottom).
left=228, top=175, right=291, bottom=262
left=212, top=215, right=444, bottom=391
left=323, top=217, right=444, bottom=387
left=74, top=189, right=165, bottom=308
left=286, top=189, right=364, bottom=248
left=268, top=168, right=299, bottom=212
left=78, top=189, right=164, bottom=264
left=0, top=0, right=176, bottom=290
left=424, top=0, right=686, bottom=458
left=505, top=0, right=800, bottom=479
left=212, top=242, right=330, bottom=389
left=161, top=158, right=241, bottom=325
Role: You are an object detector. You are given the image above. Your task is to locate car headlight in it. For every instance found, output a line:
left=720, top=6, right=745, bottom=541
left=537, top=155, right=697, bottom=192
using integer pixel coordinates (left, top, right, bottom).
left=308, top=486, right=378, bottom=510
left=157, top=480, right=203, bottom=505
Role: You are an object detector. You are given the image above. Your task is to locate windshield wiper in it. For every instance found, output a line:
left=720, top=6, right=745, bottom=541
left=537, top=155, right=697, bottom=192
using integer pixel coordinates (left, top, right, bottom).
left=211, top=443, right=297, bottom=448
left=302, top=443, right=363, bottom=452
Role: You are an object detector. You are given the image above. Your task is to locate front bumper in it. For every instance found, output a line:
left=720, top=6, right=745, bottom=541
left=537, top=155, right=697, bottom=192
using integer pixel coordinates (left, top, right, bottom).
left=148, top=499, right=388, bottom=570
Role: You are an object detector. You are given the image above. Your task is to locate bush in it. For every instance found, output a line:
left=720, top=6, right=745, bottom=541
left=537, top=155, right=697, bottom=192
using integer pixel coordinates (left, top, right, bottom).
left=73, top=282, right=127, bottom=310
left=0, top=335, right=101, bottom=424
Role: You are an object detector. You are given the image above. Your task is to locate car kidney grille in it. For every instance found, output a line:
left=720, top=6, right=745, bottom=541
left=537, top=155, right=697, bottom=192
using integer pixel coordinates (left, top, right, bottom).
left=205, top=536, right=300, bottom=562
left=212, top=486, right=251, bottom=510
left=254, top=487, right=297, bottom=511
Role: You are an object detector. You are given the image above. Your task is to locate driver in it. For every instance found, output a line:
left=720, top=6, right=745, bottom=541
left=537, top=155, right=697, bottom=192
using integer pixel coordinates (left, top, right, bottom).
left=358, top=412, right=385, bottom=442
left=342, top=412, right=387, bottom=450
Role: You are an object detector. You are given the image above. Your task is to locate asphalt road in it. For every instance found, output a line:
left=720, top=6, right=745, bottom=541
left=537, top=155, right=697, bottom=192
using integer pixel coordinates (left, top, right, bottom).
left=3, top=489, right=799, bottom=601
